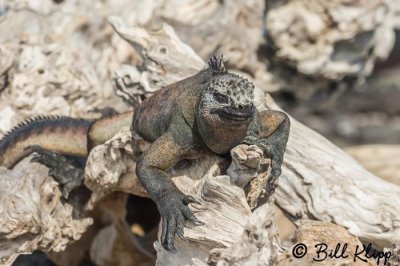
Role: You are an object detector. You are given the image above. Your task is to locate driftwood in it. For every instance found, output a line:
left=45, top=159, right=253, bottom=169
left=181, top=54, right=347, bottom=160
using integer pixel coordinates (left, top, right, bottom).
left=275, top=116, right=400, bottom=249
left=1, top=17, right=399, bottom=265
left=0, top=157, right=92, bottom=265
left=0, top=5, right=136, bottom=136
left=277, top=220, right=378, bottom=266
left=0, top=0, right=400, bottom=264
left=266, top=0, right=397, bottom=80
left=384, top=242, right=400, bottom=266
left=0, top=156, right=154, bottom=266
left=346, top=145, right=400, bottom=186
left=263, top=0, right=400, bottom=103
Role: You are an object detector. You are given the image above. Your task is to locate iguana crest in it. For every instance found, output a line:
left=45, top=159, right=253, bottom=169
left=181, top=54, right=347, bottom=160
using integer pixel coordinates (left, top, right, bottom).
left=208, top=55, right=227, bottom=74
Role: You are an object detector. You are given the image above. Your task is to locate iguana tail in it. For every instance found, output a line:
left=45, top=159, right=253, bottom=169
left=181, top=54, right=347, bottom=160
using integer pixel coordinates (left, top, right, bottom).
left=0, top=111, right=133, bottom=169
left=0, top=116, right=94, bottom=169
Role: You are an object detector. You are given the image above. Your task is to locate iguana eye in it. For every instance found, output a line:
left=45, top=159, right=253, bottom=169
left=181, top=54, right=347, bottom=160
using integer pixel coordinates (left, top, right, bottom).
left=213, top=92, right=229, bottom=104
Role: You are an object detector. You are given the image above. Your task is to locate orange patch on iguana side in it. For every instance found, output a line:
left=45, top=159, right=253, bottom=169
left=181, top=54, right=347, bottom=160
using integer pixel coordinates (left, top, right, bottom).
left=258, top=111, right=287, bottom=138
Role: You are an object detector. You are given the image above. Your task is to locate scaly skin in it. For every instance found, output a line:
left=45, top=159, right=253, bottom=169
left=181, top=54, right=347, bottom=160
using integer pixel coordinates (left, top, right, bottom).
left=0, top=55, right=290, bottom=251
left=0, top=116, right=94, bottom=168
left=0, top=112, right=133, bottom=168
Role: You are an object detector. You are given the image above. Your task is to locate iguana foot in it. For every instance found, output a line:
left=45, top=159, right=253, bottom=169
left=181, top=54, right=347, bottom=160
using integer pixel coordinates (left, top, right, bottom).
left=267, top=167, right=281, bottom=193
left=259, top=142, right=284, bottom=194
left=156, top=190, right=203, bottom=251
left=254, top=110, right=290, bottom=194
left=29, top=145, right=85, bottom=198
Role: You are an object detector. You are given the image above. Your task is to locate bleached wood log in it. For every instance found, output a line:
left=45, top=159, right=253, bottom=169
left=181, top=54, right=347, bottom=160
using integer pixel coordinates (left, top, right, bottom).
left=0, top=157, right=155, bottom=266
left=384, top=242, right=400, bottom=266
left=346, top=145, right=400, bottom=186
left=264, top=0, right=400, bottom=100
left=274, top=115, right=400, bottom=249
left=0, top=157, right=92, bottom=265
left=277, top=220, right=378, bottom=266
left=209, top=202, right=283, bottom=266
left=265, top=0, right=399, bottom=81
left=151, top=0, right=266, bottom=74
left=0, top=6, right=135, bottom=136
left=46, top=192, right=148, bottom=266
left=108, top=16, right=204, bottom=104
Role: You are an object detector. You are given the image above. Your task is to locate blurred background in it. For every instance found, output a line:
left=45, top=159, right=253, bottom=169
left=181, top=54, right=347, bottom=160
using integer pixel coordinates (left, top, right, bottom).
left=0, top=0, right=399, bottom=265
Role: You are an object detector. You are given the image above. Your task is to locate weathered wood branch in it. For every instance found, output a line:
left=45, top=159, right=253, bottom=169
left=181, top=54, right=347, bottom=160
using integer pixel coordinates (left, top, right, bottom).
left=0, top=158, right=92, bottom=265
left=346, top=145, right=400, bottom=186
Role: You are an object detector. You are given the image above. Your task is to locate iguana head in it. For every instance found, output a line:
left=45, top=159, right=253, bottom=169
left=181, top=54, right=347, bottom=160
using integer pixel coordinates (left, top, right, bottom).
left=197, top=56, right=255, bottom=154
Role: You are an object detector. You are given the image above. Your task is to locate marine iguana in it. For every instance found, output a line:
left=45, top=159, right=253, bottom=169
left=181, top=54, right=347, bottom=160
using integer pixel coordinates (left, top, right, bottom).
left=0, top=55, right=290, bottom=251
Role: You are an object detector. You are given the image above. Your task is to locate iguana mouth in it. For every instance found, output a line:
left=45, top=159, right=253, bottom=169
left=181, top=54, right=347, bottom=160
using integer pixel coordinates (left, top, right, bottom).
left=213, top=106, right=254, bottom=122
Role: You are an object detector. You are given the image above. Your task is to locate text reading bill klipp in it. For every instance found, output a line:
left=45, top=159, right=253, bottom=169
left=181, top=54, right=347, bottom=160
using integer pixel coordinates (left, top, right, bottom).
left=292, top=242, right=393, bottom=265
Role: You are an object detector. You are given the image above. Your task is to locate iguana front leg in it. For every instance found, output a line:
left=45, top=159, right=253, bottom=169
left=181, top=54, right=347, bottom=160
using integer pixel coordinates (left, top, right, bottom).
left=135, top=131, right=204, bottom=251
left=244, top=110, right=290, bottom=192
